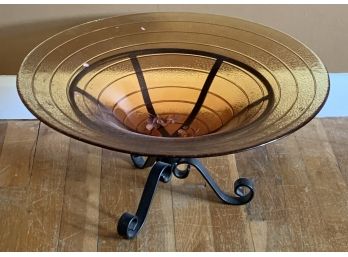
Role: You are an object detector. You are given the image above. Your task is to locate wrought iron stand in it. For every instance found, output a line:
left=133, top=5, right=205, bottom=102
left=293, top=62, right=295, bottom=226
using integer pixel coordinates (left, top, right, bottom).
left=117, top=155, right=254, bottom=239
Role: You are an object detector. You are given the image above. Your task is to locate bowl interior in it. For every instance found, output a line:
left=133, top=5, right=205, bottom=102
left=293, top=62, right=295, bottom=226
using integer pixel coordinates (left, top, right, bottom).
left=69, top=49, right=273, bottom=137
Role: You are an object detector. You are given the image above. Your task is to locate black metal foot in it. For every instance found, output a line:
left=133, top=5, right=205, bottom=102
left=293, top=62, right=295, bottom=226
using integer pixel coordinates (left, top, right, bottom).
left=117, top=160, right=172, bottom=239
left=176, top=158, right=254, bottom=205
left=119, top=155, right=254, bottom=239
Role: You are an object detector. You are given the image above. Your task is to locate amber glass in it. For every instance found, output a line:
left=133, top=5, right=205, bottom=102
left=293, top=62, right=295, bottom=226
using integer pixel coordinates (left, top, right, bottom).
left=17, top=13, right=329, bottom=157
left=70, top=49, right=272, bottom=137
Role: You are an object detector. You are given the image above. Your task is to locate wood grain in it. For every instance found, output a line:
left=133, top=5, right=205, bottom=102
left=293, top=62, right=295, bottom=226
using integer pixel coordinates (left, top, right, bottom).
left=204, top=155, right=254, bottom=251
left=294, top=119, right=348, bottom=251
left=235, top=144, right=291, bottom=251
left=58, top=139, right=101, bottom=251
left=0, top=121, right=39, bottom=188
left=321, top=118, right=348, bottom=185
left=320, top=118, right=348, bottom=251
left=0, top=121, right=39, bottom=251
left=0, top=122, right=70, bottom=251
left=266, top=134, right=328, bottom=251
left=172, top=159, right=215, bottom=251
left=19, top=123, right=71, bottom=251
left=0, top=118, right=348, bottom=251
left=0, top=121, right=7, bottom=156
left=134, top=160, right=175, bottom=251
left=98, top=150, right=137, bottom=251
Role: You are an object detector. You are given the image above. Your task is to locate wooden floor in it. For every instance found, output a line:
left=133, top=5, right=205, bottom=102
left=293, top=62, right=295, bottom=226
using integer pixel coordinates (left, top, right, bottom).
left=0, top=118, right=347, bottom=251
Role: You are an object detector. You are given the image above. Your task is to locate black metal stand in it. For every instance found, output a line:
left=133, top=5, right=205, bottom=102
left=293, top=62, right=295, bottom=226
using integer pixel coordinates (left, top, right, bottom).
left=117, top=155, right=254, bottom=239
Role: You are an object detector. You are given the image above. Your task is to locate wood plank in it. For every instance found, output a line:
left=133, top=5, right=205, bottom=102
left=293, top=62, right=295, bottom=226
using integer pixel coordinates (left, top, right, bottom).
left=266, top=134, right=309, bottom=187
left=0, top=121, right=40, bottom=251
left=0, top=121, right=39, bottom=188
left=0, top=121, right=7, bottom=155
left=0, top=187, right=28, bottom=251
left=320, top=118, right=348, bottom=251
left=265, top=133, right=329, bottom=251
left=57, top=139, right=101, bottom=251
left=237, top=119, right=348, bottom=251
left=204, top=155, right=254, bottom=251
left=293, top=119, right=348, bottom=251
left=0, top=118, right=348, bottom=251
left=321, top=118, right=348, bottom=185
left=17, top=123, right=70, bottom=251
left=235, top=145, right=288, bottom=221
left=172, top=159, right=215, bottom=251
left=282, top=186, right=329, bottom=251
left=0, top=123, right=70, bottom=251
left=249, top=221, right=267, bottom=251
left=235, top=142, right=291, bottom=251
left=98, top=150, right=137, bottom=251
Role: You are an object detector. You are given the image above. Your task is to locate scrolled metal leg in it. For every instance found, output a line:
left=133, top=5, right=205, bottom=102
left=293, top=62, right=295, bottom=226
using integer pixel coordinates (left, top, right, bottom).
left=176, top=158, right=254, bottom=205
left=172, top=163, right=191, bottom=179
left=117, top=161, right=172, bottom=239
left=118, top=155, right=254, bottom=239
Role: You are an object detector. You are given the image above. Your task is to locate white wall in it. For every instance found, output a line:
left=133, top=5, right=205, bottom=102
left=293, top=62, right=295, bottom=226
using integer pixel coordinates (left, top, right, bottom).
left=0, top=76, right=34, bottom=119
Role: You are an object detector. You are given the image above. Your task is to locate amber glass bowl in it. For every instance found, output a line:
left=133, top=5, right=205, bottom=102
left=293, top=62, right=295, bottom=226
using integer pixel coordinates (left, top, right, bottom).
left=17, top=13, right=329, bottom=157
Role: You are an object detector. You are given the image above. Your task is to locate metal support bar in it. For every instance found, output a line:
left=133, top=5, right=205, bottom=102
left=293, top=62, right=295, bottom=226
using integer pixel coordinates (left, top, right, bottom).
left=130, top=155, right=156, bottom=169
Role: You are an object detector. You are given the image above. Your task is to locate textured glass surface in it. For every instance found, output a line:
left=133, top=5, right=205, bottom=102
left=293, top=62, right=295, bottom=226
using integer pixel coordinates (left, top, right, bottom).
left=71, top=50, right=271, bottom=137
left=17, top=13, right=329, bottom=157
